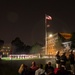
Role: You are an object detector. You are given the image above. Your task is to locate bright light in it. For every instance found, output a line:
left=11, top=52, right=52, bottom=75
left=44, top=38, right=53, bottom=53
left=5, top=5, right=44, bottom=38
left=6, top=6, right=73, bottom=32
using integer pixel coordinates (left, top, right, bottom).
left=49, top=34, right=53, bottom=37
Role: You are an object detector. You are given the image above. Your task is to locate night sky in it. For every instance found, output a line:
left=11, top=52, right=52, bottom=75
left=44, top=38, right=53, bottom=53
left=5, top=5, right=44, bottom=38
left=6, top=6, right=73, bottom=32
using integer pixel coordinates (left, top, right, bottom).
left=0, top=0, right=75, bottom=45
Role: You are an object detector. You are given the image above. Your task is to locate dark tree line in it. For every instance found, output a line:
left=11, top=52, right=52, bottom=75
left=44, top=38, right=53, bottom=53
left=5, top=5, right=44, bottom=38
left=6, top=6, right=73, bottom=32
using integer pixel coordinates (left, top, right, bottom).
left=0, top=37, right=42, bottom=54
left=11, top=37, right=31, bottom=54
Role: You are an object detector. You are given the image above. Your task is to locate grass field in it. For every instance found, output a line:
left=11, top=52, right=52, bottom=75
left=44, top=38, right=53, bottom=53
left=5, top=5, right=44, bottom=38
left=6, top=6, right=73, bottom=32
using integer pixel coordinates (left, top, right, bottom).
left=0, top=57, right=71, bottom=75
left=0, top=58, right=55, bottom=75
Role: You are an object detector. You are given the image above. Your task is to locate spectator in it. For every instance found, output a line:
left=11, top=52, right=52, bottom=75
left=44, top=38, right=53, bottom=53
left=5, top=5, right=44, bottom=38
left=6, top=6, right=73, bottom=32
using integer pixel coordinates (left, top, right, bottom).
left=30, top=61, right=38, bottom=75
left=54, top=64, right=61, bottom=74
left=60, top=52, right=67, bottom=68
left=18, top=64, right=28, bottom=75
left=68, top=50, right=75, bottom=74
left=55, top=51, right=60, bottom=68
left=45, top=62, right=54, bottom=74
left=35, top=64, right=46, bottom=75
left=56, top=66, right=72, bottom=75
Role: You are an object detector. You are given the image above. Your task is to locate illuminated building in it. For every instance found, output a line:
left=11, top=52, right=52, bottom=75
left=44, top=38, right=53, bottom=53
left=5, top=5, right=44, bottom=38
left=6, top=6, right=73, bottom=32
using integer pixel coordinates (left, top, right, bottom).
left=46, top=33, right=72, bottom=55
left=0, top=44, right=11, bottom=56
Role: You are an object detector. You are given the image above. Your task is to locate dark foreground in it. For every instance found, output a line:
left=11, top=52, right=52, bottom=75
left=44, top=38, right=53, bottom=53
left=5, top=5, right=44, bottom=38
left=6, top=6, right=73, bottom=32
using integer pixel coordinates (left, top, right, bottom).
left=0, top=58, right=71, bottom=75
left=0, top=58, right=55, bottom=75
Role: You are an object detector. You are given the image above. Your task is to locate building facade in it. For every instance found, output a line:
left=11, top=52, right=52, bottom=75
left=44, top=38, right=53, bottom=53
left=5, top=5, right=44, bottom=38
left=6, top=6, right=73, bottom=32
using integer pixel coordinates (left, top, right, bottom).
left=46, top=33, right=72, bottom=55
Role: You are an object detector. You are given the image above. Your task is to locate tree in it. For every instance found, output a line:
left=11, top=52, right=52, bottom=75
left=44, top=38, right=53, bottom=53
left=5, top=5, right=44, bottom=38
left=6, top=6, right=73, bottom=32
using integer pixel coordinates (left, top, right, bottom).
left=24, top=45, right=31, bottom=54
left=11, top=37, right=25, bottom=54
left=30, top=43, right=42, bottom=54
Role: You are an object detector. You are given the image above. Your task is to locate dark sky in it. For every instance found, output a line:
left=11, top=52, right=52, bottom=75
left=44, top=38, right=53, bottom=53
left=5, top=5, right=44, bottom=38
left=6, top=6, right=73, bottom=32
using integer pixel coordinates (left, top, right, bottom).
left=0, top=0, right=75, bottom=45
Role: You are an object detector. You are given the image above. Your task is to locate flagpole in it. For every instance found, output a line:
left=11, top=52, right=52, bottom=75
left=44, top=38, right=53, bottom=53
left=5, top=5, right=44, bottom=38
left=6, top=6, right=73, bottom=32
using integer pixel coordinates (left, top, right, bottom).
left=45, top=14, right=47, bottom=55
left=45, top=14, right=52, bottom=55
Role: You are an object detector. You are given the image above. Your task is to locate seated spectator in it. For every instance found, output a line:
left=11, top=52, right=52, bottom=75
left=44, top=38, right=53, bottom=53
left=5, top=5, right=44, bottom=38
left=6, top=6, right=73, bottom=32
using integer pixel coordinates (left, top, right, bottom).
left=45, top=62, right=54, bottom=74
left=56, top=65, right=71, bottom=75
left=35, top=64, right=46, bottom=75
left=54, top=64, right=61, bottom=74
left=47, top=68, right=55, bottom=75
left=18, top=64, right=28, bottom=75
left=30, top=61, right=38, bottom=75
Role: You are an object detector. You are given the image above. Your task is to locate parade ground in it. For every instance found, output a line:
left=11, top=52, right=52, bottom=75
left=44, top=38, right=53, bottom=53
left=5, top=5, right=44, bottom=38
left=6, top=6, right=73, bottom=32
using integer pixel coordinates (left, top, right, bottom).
left=0, top=58, right=56, bottom=75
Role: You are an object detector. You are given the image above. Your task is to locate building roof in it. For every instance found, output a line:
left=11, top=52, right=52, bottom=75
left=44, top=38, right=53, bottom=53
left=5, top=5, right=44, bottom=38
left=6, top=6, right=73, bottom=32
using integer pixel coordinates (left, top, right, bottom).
left=60, top=33, right=72, bottom=40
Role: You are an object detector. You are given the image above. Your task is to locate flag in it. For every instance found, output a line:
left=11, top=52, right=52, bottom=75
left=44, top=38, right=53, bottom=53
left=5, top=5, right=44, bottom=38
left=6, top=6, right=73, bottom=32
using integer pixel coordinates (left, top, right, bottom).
left=46, top=15, right=52, bottom=20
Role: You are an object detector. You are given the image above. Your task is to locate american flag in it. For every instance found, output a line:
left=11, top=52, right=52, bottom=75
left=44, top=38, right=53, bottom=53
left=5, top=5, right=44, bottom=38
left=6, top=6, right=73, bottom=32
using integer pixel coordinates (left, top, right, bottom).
left=46, top=15, right=52, bottom=20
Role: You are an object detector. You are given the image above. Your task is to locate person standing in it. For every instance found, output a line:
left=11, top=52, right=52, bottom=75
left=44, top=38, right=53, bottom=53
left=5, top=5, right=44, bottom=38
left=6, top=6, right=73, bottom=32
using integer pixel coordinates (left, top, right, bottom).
left=60, top=52, right=67, bottom=68
left=69, top=50, right=75, bottom=74
left=55, top=51, right=60, bottom=68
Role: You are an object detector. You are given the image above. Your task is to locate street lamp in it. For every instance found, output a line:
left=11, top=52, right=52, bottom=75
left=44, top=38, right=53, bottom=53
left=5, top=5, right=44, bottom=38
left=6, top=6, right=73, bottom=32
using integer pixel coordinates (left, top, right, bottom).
left=49, top=34, right=53, bottom=38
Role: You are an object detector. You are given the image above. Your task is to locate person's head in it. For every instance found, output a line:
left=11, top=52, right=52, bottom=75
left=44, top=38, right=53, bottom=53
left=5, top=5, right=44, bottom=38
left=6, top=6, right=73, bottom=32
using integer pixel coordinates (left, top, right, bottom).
left=48, top=62, right=51, bottom=66
left=57, top=51, right=59, bottom=54
left=70, top=50, right=73, bottom=54
left=56, top=51, right=59, bottom=55
left=60, top=51, right=64, bottom=56
left=23, top=64, right=27, bottom=68
left=62, top=52, right=66, bottom=55
left=20, top=64, right=27, bottom=69
left=31, top=61, right=36, bottom=66
left=39, top=64, right=43, bottom=69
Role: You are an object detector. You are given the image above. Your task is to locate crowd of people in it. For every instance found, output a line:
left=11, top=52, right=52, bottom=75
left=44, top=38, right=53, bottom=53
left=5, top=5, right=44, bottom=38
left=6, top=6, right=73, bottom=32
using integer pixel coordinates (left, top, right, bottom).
left=55, top=51, right=75, bottom=75
left=18, top=51, right=75, bottom=75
